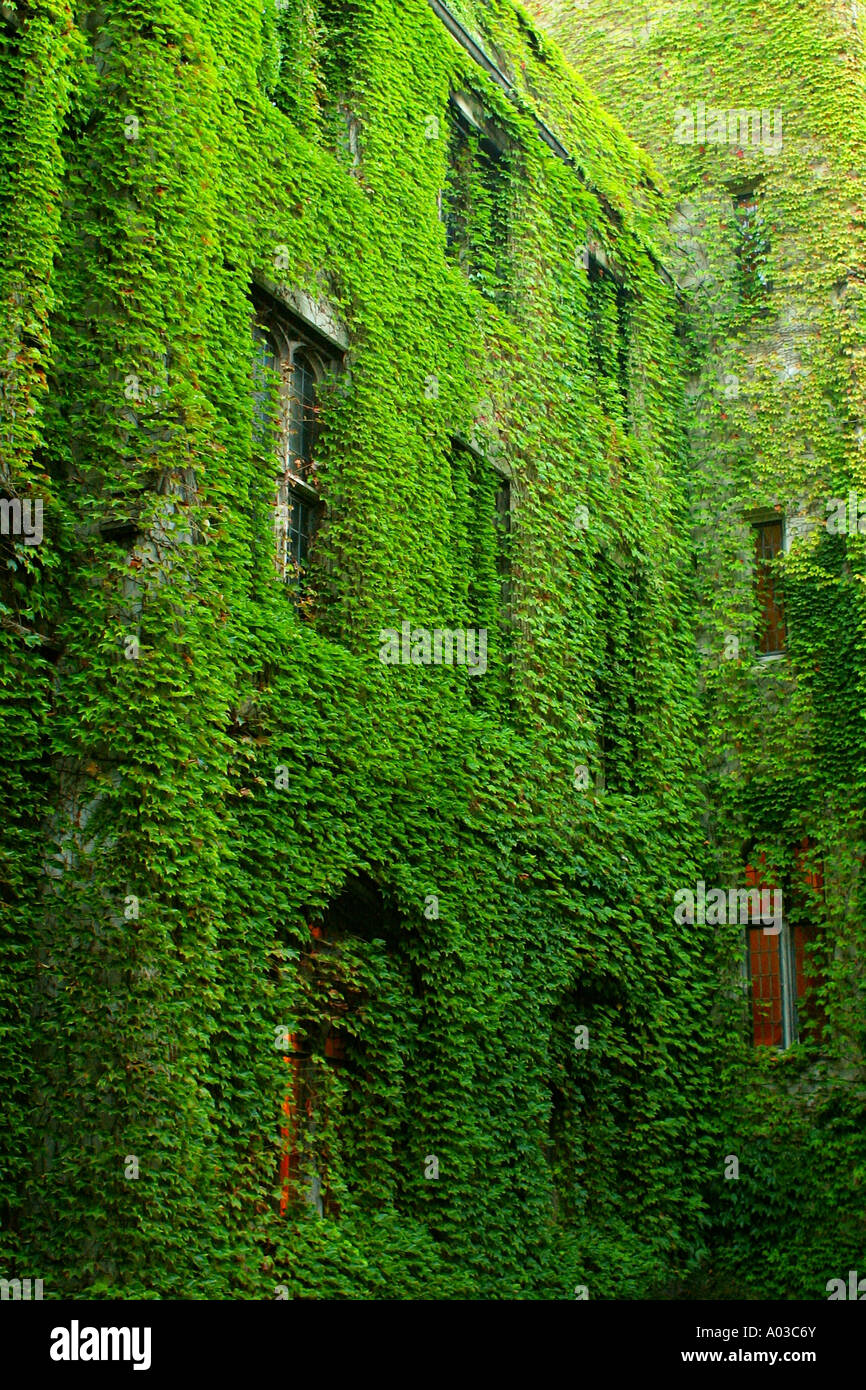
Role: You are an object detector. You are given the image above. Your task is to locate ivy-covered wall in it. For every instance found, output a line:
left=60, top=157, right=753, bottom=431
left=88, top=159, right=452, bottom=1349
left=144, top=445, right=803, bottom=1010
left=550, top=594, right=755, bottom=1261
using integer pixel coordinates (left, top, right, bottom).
left=0, top=0, right=733, bottom=1299
left=8, top=0, right=860, bottom=1302
left=530, top=0, right=866, bottom=1297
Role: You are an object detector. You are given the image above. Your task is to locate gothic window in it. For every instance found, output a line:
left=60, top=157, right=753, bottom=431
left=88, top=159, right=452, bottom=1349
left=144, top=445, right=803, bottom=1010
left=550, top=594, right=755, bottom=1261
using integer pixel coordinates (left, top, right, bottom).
left=754, top=518, right=786, bottom=654
left=275, top=339, right=322, bottom=586
left=252, top=301, right=330, bottom=593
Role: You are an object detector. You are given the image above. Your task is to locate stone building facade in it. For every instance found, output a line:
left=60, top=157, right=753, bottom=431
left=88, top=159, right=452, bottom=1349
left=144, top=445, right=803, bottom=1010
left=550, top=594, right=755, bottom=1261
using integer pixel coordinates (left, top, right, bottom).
left=1, top=0, right=863, bottom=1298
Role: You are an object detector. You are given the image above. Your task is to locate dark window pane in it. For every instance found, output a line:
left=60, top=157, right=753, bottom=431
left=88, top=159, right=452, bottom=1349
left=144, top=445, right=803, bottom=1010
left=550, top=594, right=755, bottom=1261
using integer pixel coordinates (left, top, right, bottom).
left=252, top=318, right=324, bottom=596
left=287, top=485, right=319, bottom=575
left=287, top=349, right=317, bottom=477
left=755, top=520, right=785, bottom=653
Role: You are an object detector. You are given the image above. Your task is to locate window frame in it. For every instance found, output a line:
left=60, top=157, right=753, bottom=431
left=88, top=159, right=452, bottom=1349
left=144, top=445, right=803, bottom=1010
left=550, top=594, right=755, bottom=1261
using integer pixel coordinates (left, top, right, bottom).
left=741, top=842, right=825, bottom=1049
left=750, top=512, right=786, bottom=658
left=743, top=917, right=799, bottom=1049
left=251, top=287, right=344, bottom=590
left=441, top=93, right=511, bottom=305
left=451, top=429, right=513, bottom=624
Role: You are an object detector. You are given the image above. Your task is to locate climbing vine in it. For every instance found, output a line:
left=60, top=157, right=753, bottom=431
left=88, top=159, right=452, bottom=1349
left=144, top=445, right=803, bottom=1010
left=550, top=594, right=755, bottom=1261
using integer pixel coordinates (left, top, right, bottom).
left=1, top=0, right=746, bottom=1299
left=534, top=0, right=866, bottom=1296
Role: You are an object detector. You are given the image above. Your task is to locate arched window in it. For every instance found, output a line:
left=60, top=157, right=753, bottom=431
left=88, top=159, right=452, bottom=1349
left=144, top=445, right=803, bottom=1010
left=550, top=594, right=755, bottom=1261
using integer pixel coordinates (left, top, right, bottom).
left=251, top=285, right=346, bottom=593
left=251, top=309, right=327, bottom=591
left=278, top=878, right=409, bottom=1219
left=278, top=917, right=349, bottom=1219
left=279, top=347, right=323, bottom=585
